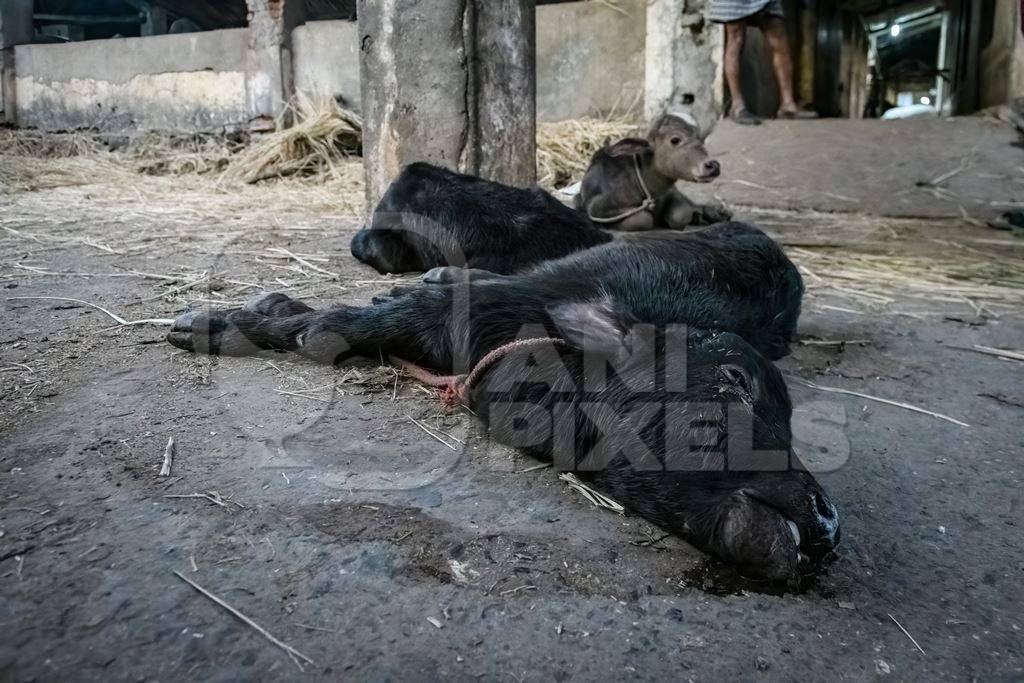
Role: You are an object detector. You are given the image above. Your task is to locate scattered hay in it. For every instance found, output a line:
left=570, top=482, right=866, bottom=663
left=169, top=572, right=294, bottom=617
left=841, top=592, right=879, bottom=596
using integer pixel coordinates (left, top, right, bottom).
left=0, top=129, right=104, bottom=158
left=536, top=116, right=639, bottom=189
left=124, top=132, right=247, bottom=176
left=2, top=110, right=636, bottom=197
left=222, top=95, right=362, bottom=184
left=0, top=97, right=361, bottom=190
left=790, top=247, right=1024, bottom=313
left=740, top=207, right=1024, bottom=313
left=559, top=472, right=626, bottom=514
left=0, top=154, right=130, bottom=190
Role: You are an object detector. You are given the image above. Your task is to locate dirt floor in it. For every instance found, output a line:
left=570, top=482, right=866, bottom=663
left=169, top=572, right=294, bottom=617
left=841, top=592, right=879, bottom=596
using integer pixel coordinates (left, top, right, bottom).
left=1, top=117, right=1023, bottom=681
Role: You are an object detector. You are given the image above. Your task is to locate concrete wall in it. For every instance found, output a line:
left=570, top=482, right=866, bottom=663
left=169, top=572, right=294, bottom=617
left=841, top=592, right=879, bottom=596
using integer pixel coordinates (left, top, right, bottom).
left=294, top=5, right=647, bottom=123
left=292, top=19, right=360, bottom=109
left=645, top=0, right=723, bottom=133
left=14, top=29, right=249, bottom=132
left=6, top=2, right=667, bottom=132
left=536, top=0, right=645, bottom=120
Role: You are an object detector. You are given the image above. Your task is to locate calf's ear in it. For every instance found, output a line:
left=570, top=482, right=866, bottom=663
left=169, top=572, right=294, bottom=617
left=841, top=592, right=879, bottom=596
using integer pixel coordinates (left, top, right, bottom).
left=547, top=299, right=629, bottom=357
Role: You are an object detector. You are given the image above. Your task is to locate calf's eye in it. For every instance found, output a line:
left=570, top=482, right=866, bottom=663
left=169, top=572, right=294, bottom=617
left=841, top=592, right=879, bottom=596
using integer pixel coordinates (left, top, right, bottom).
left=721, top=364, right=757, bottom=397
left=670, top=136, right=682, bottom=145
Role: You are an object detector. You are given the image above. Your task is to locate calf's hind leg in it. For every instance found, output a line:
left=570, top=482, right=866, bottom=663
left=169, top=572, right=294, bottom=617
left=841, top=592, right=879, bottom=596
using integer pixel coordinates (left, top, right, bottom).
left=372, top=266, right=509, bottom=305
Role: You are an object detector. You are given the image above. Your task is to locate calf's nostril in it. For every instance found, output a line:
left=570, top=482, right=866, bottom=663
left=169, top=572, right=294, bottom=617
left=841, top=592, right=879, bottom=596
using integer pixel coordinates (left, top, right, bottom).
left=702, top=161, right=721, bottom=177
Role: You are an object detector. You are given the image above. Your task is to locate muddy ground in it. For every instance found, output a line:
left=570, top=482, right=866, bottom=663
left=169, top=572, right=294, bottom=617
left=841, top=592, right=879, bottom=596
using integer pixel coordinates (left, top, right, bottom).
left=1, top=118, right=1023, bottom=681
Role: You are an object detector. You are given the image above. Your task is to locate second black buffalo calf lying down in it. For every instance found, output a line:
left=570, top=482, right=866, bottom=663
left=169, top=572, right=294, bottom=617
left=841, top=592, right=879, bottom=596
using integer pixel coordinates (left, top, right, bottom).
left=351, top=162, right=611, bottom=275
left=168, top=223, right=840, bottom=583
left=350, top=113, right=730, bottom=276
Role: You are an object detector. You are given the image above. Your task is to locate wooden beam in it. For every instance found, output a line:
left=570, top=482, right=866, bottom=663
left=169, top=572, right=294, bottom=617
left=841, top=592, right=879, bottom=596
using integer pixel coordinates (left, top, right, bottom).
left=244, top=0, right=307, bottom=130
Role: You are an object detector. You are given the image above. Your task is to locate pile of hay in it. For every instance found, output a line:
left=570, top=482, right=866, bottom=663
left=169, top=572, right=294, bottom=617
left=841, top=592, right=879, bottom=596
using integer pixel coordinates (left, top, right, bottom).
left=0, top=128, right=243, bottom=186
left=536, top=116, right=639, bottom=189
left=221, top=95, right=362, bottom=184
left=0, top=129, right=108, bottom=158
left=0, top=130, right=127, bottom=190
left=2, top=109, right=637, bottom=193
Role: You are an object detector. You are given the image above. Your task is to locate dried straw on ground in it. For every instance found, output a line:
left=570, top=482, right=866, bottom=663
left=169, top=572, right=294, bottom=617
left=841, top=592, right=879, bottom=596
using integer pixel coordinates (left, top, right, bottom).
left=792, top=247, right=1024, bottom=313
left=221, top=95, right=362, bottom=184
left=536, top=116, right=639, bottom=189
left=745, top=208, right=1024, bottom=313
left=0, top=129, right=104, bottom=158
left=127, top=132, right=246, bottom=176
left=1, top=107, right=633, bottom=193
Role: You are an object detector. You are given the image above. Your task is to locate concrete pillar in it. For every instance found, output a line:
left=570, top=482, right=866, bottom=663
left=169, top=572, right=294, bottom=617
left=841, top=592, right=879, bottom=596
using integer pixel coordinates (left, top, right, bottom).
left=980, top=0, right=1024, bottom=108
left=644, top=0, right=723, bottom=132
left=245, top=0, right=306, bottom=131
left=1, top=0, right=34, bottom=125
left=358, top=0, right=536, bottom=213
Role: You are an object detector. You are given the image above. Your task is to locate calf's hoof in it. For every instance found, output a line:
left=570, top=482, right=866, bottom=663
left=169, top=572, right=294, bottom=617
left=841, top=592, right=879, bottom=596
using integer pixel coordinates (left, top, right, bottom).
left=702, top=203, right=733, bottom=224
left=423, top=266, right=465, bottom=284
left=166, top=309, right=267, bottom=356
left=244, top=292, right=314, bottom=317
left=423, top=267, right=506, bottom=285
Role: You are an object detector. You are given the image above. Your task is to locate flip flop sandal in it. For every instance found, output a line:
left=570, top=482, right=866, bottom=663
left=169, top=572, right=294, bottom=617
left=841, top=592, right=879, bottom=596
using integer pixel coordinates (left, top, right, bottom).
left=732, top=108, right=762, bottom=125
left=777, top=109, right=818, bottom=120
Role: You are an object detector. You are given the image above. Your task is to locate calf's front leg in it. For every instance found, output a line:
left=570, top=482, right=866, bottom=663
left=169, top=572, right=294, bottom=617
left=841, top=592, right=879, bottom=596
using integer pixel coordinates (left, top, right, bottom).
left=692, top=201, right=733, bottom=225
left=422, top=266, right=512, bottom=285
left=167, top=289, right=457, bottom=369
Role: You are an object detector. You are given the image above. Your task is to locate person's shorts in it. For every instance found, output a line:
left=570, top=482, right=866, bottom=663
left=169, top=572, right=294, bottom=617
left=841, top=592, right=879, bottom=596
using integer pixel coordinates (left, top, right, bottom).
left=707, top=0, right=784, bottom=23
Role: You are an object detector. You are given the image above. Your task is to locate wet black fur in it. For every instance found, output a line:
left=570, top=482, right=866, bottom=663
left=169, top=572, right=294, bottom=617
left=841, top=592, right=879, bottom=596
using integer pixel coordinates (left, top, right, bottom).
left=350, top=162, right=612, bottom=275
left=168, top=223, right=839, bottom=582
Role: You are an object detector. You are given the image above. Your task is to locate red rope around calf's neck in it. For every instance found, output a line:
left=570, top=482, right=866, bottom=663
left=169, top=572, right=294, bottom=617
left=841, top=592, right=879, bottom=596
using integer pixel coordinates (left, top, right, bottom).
left=390, top=337, right=568, bottom=409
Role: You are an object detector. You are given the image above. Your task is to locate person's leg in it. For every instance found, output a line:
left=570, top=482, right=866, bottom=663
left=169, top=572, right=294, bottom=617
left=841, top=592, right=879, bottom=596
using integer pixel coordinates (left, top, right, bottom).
left=724, top=21, right=760, bottom=124
left=761, top=15, right=799, bottom=114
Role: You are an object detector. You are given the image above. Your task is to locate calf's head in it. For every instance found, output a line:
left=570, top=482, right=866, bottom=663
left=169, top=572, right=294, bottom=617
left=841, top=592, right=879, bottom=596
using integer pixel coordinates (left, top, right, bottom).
left=647, top=113, right=720, bottom=183
left=673, top=328, right=840, bottom=582
left=472, top=301, right=840, bottom=585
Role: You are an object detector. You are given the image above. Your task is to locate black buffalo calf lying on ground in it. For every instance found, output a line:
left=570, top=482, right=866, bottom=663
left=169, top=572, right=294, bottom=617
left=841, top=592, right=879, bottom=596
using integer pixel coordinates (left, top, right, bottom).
left=351, top=162, right=611, bottom=275
left=350, top=115, right=729, bottom=276
left=167, top=223, right=839, bottom=583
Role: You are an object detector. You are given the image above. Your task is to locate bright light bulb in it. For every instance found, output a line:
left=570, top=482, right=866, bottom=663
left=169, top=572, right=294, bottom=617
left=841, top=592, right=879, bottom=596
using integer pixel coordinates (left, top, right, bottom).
left=920, top=96, right=931, bottom=105
left=890, top=23, right=901, bottom=37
